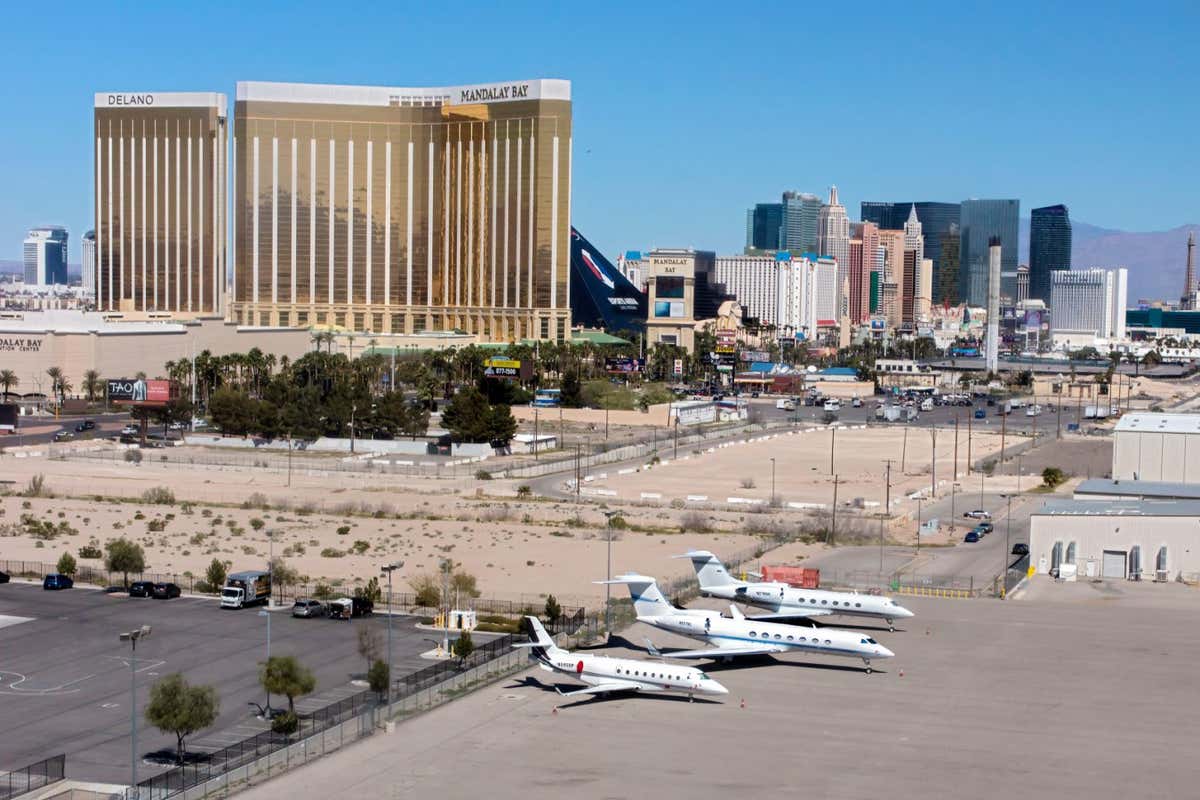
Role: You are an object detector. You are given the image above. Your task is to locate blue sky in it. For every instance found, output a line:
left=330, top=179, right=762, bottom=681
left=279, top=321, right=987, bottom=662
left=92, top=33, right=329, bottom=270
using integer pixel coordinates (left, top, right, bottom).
left=1, top=0, right=1196, bottom=263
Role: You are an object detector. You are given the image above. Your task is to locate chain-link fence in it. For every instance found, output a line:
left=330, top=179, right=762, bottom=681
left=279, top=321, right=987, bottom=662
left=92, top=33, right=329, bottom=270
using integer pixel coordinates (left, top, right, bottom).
left=0, top=753, right=64, bottom=800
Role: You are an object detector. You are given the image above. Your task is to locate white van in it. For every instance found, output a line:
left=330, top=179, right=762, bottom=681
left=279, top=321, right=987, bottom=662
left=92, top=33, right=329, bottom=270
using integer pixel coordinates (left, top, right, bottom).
left=823, top=398, right=842, bottom=412
left=775, top=398, right=796, bottom=411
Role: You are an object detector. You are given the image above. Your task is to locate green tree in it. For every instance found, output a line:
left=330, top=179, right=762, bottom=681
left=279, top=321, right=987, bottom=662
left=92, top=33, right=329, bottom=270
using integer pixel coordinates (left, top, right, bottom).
left=144, top=673, right=219, bottom=765
left=367, top=659, right=390, bottom=701
left=355, top=576, right=382, bottom=604
left=559, top=369, right=583, bottom=408
left=152, top=397, right=193, bottom=438
left=544, top=594, right=561, bottom=622
left=401, top=400, right=430, bottom=440
left=82, top=369, right=103, bottom=404
left=452, top=630, right=475, bottom=663
left=209, top=387, right=257, bottom=436
left=440, top=387, right=492, bottom=442
left=408, top=573, right=440, bottom=607
left=1042, top=467, right=1067, bottom=489
left=449, top=569, right=480, bottom=601
left=356, top=624, right=382, bottom=676
left=205, top=558, right=227, bottom=592
left=105, top=537, right=146, bottom=586
left=484, top=404, right=518, bottom=445
left=259, top=655, right=316, bottom=715
left=56, top=551, right=77, bottom=577
left=0, top=369, right=18, bottom=398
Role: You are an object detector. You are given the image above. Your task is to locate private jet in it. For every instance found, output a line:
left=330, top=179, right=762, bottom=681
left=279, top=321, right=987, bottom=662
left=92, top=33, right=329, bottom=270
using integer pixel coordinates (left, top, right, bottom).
left=514, top=617, right=729, bottom=701
left=600, top=575, right=895, bottom=673
left=679, top=550, right=915, bottom=631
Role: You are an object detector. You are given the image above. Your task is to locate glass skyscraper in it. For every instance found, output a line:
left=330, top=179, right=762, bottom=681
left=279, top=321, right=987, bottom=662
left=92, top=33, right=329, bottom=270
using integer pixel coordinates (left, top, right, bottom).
left=861, top=201, right=961, bottom=304
left=1029, top=204, right=1072, bottom=303
left=781, top=191, right=820, bottom=254
left=959, top=199, right=1018, bottom=306
left=745, top=203, right=783, bottom=252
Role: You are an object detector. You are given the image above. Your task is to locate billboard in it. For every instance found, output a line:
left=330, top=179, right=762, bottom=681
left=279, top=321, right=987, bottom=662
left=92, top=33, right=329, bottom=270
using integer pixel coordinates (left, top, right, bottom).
left=483, top=357, right=524, bottom=379
left=654, top=300, right=685, bottom=318
left=739, top=350, right=770, bottom=362
left=605, top=357, right=645, bottom=374
left=107, top=378, right=176, bottom=406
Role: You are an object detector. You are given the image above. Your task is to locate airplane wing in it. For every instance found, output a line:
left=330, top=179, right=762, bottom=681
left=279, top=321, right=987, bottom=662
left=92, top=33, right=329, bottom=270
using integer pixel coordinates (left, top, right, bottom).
left=649, top=643, right=789, bottom=659
left=554, top=680, right=642, bottom=697
left=743, top=609, right=833, bottom=621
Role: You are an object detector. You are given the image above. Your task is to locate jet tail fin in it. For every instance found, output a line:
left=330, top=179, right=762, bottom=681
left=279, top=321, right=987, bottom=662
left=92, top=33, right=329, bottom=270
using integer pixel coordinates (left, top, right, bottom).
left=677, top=550, right=743, bottom=591
left=596, top=574, right=674, bottom=618
left=645, top=639, right=663, bottom=658
left=512, top=616, right=564, bottom=656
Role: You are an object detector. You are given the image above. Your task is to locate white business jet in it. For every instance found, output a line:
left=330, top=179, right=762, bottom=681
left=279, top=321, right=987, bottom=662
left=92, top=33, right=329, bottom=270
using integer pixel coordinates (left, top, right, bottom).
left=514, top=616, right=729, bottom=701
left=679, top=550, right=915, bottom=631
left=600, top=574, right=894, bottom=673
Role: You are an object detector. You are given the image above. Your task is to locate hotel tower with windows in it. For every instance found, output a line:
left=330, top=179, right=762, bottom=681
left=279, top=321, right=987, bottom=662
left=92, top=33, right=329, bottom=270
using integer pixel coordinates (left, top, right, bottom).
left=230, top=79, right=572, bottom=341
left=93, top=92, right=228, bottom=315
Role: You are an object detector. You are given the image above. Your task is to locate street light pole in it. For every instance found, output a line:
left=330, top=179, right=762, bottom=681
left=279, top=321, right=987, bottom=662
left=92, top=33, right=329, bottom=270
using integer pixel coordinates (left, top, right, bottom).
left=829, top=426, right=836, bottom=475
left=770, top=457, right=776, bottom=505
left=258, top=609, right=272, bottom=713
left=380, top=562, right=403, bottom=717
left=1002, top=494, right=1013, bottom=599
left=915, top=497, right=922, bottom=556
left=119, top=625, right=152, bottom=796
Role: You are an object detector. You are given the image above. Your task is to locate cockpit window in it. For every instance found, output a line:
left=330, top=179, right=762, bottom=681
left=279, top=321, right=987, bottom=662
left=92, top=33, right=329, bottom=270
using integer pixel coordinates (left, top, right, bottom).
left=699, top=673, right=711, bottom=680
left=863, top=637, right=878, bottom=644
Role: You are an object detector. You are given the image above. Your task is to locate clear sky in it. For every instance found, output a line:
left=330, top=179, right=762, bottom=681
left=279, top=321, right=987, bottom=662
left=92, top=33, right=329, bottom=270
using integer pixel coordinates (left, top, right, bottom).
left=1, top=0, right=1196, bottom=264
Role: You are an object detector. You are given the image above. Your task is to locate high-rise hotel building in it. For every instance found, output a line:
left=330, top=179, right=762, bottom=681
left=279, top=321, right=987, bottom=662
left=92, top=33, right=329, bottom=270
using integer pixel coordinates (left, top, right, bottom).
left=94, top=92, right=228, bottom=315
left=230, top=79, right=573, bottom=341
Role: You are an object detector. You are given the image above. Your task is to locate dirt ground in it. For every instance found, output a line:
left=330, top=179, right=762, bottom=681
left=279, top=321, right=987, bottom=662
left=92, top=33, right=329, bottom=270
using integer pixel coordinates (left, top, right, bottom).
left=587, top=425, right=1007, bottom=513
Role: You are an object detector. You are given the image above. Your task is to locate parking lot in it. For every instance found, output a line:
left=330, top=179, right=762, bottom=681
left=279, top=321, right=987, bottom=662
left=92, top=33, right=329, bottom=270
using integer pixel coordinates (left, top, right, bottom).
left=0, top=583, right=455, bottom=784
left=234, top=590, right=1200, bottom=800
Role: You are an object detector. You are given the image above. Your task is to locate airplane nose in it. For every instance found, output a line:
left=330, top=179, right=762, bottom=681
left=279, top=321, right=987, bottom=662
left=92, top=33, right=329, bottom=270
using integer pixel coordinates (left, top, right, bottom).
left=877, top=646, right=895, bottom=659
left=897, top=606, right=915, bottom=618
left=710, top=680, right=730, bottom=695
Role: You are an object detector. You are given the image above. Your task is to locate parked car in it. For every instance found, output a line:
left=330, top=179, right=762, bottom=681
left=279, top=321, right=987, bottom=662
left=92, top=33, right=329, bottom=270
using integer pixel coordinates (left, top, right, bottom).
left=851, top=397, right=863, bottom=408
left=121, top=424, right=139, bottom=436
left=53, top=431, right=74, bottom=442
left=963, top=531, right=981, bottom=543
left=974, top=408, right=986, bottom=419
left=292, top=599, right=326, bottom=618
left=152, top=582, right=181, bottom=599
left=43, top=574, right=74, bottom=590
left=129, top=581, right=155, bottom=597
left=75, top=419, right=96, bottom=432
left=971, top=525, right=990, bottom=537
left=0, top=570, right=10, bottom=584
left=976, top=521, right=994, bottom=534
left=964, top=509, right=992, bottom=520
left=1011, top=543, right=1030, bottom=556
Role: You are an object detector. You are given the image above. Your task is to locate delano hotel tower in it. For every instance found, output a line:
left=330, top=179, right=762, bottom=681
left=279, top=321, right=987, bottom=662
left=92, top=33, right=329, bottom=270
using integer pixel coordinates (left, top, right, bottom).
left=94, top=92, right=228, bottom=315
left=231, top=79, right=572, bottom=341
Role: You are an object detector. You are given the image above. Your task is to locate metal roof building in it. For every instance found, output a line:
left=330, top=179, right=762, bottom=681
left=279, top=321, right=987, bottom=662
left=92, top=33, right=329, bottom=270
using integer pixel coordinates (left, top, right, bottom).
left=1112, top=412, right=1200, bottom=482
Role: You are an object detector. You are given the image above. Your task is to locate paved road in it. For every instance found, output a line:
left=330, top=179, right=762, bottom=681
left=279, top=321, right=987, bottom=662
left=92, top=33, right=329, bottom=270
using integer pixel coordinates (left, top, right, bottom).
left=4, top=412, right=131, bottom=446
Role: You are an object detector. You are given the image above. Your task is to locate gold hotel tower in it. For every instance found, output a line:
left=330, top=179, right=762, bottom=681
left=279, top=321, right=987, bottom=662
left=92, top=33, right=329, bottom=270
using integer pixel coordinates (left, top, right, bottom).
left=231, top=79, right=572, bottom=341
left=93, top=92, right=228, bottom=315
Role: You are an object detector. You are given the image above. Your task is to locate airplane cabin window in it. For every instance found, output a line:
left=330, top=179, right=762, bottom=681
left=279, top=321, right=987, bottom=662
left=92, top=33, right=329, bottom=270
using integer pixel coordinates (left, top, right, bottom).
left=774, top=634, right=781, bottom=639
left=787, top=635, right=794, bottom=641
left=855, top=603, right=861, bottom=607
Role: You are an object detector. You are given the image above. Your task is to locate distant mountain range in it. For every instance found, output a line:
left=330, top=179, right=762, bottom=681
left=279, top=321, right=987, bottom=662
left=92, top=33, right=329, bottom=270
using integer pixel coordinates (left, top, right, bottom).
left=1019, top=220, right=1198, bottom=303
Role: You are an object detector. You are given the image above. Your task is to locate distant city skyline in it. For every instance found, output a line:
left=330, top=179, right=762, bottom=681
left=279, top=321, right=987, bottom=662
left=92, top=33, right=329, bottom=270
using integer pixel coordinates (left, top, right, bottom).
left=1, top=3, right=1196, bottom=269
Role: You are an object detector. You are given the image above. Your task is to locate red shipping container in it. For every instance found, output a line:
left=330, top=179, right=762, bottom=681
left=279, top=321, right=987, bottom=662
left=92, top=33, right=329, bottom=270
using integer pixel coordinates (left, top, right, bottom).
left=760, top=566, right=819, bottom=589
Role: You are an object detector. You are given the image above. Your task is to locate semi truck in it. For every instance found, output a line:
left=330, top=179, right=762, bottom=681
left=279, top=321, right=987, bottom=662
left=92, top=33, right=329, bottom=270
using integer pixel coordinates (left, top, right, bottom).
left=221, top=570, right=272, bottom=609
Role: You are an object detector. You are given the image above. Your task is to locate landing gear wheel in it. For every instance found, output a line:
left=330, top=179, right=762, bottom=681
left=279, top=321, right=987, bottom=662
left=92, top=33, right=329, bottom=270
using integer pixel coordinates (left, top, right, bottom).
left=887, top=617, right=895, bottom=632
left=688, top=693, right=694, bottom=703
left=864, top=660, right=872, bottom=674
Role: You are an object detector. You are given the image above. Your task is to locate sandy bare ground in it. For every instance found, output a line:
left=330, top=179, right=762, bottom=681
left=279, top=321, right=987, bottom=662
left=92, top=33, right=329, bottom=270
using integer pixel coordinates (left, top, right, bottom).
left=0, top=454, right=772, bottom=606
left=586, top=425, right=1008, bottom=512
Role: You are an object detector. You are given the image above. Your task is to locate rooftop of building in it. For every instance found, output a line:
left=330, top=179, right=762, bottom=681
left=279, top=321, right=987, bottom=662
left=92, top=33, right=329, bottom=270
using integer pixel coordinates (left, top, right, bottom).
left=235, top=79, right=569, bottom=107
left=1033, top=498, right=1200, bottom=517
left=1075, top=478, right=1200, bottom=500
left=1114, top=412, right=1200, bottom=435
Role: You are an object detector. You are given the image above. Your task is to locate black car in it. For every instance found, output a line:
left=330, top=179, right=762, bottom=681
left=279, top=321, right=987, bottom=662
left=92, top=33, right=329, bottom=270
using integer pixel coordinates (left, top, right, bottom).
left=129, top=581, right=155, bottom=597
left=1011, top=543, right=1030, bottom=556
left=152, top=582, right=181, bottom=599
left=75, top=419, right=96, bottom=432
left=43, top=574, right=74, bottom=590
left=0, top=570, right=9, bottom=584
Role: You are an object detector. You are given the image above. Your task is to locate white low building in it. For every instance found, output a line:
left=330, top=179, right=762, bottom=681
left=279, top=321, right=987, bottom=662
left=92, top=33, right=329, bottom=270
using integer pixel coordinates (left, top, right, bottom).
left=1112, top=413, right=1200, bottom=482
left=1029, top=499, right=1200, bottom=582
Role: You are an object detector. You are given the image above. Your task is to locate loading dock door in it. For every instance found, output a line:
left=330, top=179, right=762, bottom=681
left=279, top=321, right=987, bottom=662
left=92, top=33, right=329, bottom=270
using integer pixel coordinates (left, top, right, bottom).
left=1102, top=550, right=1127, bottom=579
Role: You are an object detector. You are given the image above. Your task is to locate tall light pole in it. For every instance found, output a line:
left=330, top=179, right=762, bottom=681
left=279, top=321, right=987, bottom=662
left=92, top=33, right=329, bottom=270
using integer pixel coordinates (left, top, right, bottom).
left=829, top=426, right=837, bottom=475
left=602, top=511, right=619, bottom=635
left=119, top=625, right=152, bottom=795
left=380, top=561, right=404, bottom=717
left=770, top=457, right=776, bottom=505
left=1002, top=493, right=1013, bottom=598
left=258, top=609, right=272, bottom=713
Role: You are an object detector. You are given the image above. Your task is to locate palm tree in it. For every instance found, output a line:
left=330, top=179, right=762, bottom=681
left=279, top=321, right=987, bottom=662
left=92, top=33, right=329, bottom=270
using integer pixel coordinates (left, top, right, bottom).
left=46, top=367, right=64, bottom=404
left=82, top=369, right=102, bottom=404
left=0, top=369, right=17, bottom=400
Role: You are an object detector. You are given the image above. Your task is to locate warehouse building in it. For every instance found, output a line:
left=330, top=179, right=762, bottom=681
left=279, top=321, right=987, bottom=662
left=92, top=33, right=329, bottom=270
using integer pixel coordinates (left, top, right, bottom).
left=1028, top=499, right=1199, bottom=582
left=1112, top=412, right=1200, bottom=482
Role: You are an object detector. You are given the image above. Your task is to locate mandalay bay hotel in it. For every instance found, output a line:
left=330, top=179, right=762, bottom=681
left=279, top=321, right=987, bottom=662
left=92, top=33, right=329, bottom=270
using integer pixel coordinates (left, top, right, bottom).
left=230, top=79, right=573, bottom=341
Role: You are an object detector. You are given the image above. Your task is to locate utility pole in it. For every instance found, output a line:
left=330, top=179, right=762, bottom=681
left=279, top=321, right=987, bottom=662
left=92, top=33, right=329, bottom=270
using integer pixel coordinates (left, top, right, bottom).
left=574, top=444, right=581, bottom=503
left=915, top=497, right=922, bottom=556
left=286, top=431, right=293, bottom=487
left=966, top=405, right=973, bottom=476
left=673, top=418, right=679, bottom=460
left=929, top=426, right=938, bottom=497
left=953, top=415, right=960, bottom=481
left=534, top=405, right=539, bottom=460
left=1056, top=386, right=1064, bottom=439
left=901, top=425, right=908, bottom=473
left=830, top=425, right=837, bottom=475
left=1000, top=403, right=1007, bottom=462
left=1002, top=494, right=1012, bottom=598
left=880, top=460, right=894, bottom=574
left=830, top=475, right=839, bottom=545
